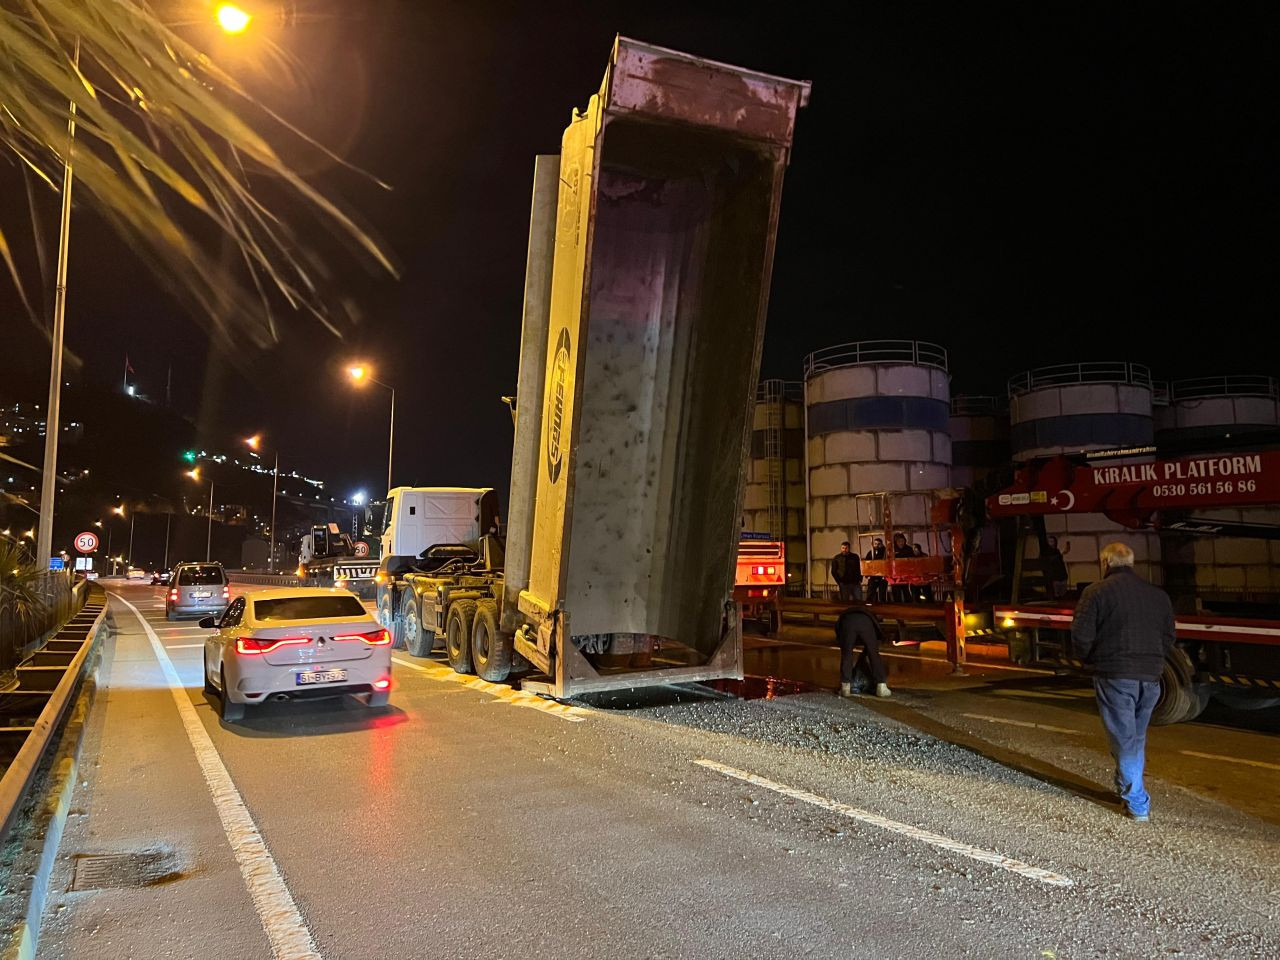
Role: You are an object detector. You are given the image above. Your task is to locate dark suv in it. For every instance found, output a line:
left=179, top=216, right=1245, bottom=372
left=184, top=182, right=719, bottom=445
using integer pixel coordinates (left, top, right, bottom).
left=166, top=563, right=230, bottom=621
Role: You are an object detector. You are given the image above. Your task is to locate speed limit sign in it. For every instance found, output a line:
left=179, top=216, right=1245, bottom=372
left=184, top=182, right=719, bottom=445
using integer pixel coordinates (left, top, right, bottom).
left=353, top=540, right=370, bottom=558
left=74, top=531, right=99, bottom=553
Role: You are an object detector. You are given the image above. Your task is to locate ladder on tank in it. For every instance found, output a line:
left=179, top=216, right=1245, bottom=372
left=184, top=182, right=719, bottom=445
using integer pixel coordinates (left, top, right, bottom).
left=761, top=379, right=787, bottom=541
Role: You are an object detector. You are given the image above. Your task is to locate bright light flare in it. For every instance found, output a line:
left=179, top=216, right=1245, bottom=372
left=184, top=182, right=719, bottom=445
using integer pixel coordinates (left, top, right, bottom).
left=350, top=490, right=367, bottom=506
left=244, top=434, right=262, bottom=452
left=216, top=4, right=252, bottom=34
left=186, top=468, right=201, bottom=481
left=347, top=365, right=367, bottom=383
left=113, top=505, right=126, bottom=516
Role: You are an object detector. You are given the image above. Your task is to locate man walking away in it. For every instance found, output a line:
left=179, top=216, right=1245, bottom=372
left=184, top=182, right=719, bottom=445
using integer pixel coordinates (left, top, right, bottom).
left=831, top=541, right=862, bottom=602
left=1070, top=542, right=1175, bottom=822
left=836, top=606, right=891, bottom=698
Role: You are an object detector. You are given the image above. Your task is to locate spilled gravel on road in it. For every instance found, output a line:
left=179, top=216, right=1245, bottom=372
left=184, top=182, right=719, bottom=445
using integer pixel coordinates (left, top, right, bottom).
left=613, top=689, right=1280, bottom=959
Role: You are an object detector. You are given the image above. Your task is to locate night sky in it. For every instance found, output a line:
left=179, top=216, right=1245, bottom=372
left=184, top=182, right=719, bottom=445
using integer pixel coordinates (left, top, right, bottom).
left=4, top=2, right=1278, bottom=502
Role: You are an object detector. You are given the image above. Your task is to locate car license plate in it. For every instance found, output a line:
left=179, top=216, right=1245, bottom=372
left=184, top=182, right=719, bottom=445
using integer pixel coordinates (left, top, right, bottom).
left=297, top=669, right=347, bottom=685
left=193, top=591, right=212, bottom=598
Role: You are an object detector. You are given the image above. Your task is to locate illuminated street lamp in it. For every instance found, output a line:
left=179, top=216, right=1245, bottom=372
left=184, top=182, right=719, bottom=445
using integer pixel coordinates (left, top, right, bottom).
left=347, top=364, right=395, bottom=495
left=216, top=3, right=253, bottom=34
left=244, top=435, right=280, bottom=573
left=187, top=468, right=215, bottom=562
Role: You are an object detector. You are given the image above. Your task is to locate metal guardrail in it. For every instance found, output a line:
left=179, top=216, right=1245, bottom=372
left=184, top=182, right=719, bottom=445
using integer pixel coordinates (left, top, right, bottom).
left=228, top=571, right=303, bottom=587
left=804, top=340, right=949, bottom=378
left=1007, top=361, right=1152, bottom=397
left=1168, top=375, right=1280, bottom=402
left=0, top=587, right=105, bottom=842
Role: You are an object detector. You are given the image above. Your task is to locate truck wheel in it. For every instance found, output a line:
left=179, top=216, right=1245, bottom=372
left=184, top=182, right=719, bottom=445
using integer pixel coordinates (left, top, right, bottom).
left=445, top=599, right=477, bottom=674
left=471, top=599, right=511, bottom=683
left=378, top=593, right=405, bottom=650
left=1151, top=647, right=1197, bottom=725
left=402, top=598, right=432, bottom=658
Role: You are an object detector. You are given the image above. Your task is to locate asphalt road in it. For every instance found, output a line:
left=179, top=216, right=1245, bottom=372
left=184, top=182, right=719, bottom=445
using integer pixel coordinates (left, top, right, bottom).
left=34, top=582, right=1280, bottom=959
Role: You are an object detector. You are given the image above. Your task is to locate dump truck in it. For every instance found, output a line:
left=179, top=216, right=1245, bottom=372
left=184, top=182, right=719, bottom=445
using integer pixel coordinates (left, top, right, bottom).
left=375, top=36, right=809, bottom=698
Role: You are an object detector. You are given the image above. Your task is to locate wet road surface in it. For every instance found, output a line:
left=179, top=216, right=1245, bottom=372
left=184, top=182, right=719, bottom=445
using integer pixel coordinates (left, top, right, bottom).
left=34, top=583, right=1280, bottom=959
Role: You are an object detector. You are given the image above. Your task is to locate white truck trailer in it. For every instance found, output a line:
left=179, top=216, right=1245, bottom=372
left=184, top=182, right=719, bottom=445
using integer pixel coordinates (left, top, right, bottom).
left=376, top=36, right=809, bottom=698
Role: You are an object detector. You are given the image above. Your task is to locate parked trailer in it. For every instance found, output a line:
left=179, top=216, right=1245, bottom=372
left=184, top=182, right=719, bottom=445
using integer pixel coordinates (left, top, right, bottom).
left=377, top=37, right=810, bottom=699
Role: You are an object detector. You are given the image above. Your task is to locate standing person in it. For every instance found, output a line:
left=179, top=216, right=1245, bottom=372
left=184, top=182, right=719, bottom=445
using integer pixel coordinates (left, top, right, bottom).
left=830, top=541, right=862, bottom=602
left=889, top=533, right=914, bottom=603
left=865, top=537, right=887, bottom=602
left=1070, top=542, right=1175, bottom=822
left=835, top=606, right=891, bottom=698
left=1043, top=535, right=1070, bottom=599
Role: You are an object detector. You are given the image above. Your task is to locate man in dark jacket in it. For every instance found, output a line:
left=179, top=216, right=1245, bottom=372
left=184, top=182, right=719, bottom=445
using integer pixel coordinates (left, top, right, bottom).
left=865, top=538, right=887, bottom=602
left=831, top=541, right=862, bottom=602
left=1070, top=542, right=1175, bottom=821
left=835, top=606, right=891, bottom=698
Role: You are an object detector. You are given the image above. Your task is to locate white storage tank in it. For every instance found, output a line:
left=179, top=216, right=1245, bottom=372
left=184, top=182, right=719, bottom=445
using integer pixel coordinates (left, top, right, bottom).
left=804, top=341, right=951, bottom=595
left=742, top=380, right=807, bottom=589
left=1156, top=376, right=1280, bottom=604
left=1007, top=362, right=1160, bottom=587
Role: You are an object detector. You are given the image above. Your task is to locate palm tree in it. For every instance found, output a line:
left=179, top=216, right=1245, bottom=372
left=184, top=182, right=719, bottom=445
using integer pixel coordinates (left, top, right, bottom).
left=0, top=1, right=395, bottom=347
left=0, top=536, right=49, bottom=664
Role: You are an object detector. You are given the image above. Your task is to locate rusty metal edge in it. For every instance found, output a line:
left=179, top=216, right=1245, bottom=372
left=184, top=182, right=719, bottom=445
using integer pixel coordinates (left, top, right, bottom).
left=0, top=592, right=106, bottom=843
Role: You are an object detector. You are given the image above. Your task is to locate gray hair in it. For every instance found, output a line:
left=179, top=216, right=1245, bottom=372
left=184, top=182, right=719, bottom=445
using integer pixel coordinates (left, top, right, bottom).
left=1099, top=542, right=1135, bottom=568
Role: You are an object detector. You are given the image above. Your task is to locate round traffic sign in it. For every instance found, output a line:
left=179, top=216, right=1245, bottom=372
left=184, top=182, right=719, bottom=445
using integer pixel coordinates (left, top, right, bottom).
left=74, top=531, right=99, bottom=553
left=353, top=540, right=370, bottom=558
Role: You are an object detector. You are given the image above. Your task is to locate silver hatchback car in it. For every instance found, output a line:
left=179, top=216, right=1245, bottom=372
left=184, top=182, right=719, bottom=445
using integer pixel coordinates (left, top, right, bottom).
left=166, top=562, right=230, bottom=620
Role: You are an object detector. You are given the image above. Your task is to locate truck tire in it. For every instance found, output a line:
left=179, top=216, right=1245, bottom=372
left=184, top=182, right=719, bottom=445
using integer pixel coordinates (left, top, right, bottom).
left=1151, top=647, right=1197, bottom=725
left=445, top=599, right=477, bottom=674
left=471, top=599, right=511, bottom=683
left=402, top=597, right=432, bottom=658
left=378, top=593, right=405, bottom=650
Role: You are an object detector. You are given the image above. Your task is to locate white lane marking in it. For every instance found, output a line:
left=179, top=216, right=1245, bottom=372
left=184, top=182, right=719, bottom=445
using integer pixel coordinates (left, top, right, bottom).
left=1180, top=750, right=1280, bottom=772
left=694, top=759, right=1074, bottom=888
left=166, top=643, right=204, bottom=649
left=113, top=594, right=322, bottom=960
left=962, top=713, right=1081, bottom=735
left=391, top=655, right=587, bottom=723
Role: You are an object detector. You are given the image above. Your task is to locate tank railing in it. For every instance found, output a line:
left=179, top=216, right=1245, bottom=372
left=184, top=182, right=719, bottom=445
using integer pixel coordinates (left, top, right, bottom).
left=756, top=379, right=804, bottom=403
left=1151, top=382, right=1171, bottom=407
left=804, top=340, right=948, bottom=378
left=950, top=395, right=1005, bottom=416
left=1007, top=361, right=1152, bottom=396
left=1169, top=375, right=1280, bottom=402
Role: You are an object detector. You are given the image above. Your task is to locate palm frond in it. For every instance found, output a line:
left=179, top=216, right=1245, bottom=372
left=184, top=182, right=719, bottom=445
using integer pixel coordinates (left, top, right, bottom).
left=0, top=0, right=397, bottom=346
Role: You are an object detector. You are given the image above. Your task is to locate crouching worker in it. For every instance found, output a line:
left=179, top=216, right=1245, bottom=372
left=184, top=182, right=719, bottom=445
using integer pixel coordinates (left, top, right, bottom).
left=836, top=606, right=892, bottom=699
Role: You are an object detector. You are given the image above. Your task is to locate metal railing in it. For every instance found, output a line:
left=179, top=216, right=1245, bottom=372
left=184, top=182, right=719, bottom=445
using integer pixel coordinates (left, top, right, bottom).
left=950, top=395, right=1005, bottom=417
left=1007, top=361, right=1152, bottom=397
left=1169, top=375, right=1280, bottom=402
left=804, top=340, right=949, bottom=378
left=756, top=379, right=803, bottom=403
left=0, top=570, right=80, bottom=672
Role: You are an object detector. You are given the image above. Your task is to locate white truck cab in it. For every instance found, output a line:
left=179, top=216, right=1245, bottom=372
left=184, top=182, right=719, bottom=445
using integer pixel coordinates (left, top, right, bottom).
left=380, top=487, right=499, bottom=572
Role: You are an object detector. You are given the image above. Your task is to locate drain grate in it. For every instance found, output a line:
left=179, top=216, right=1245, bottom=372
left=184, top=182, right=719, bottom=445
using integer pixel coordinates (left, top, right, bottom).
left=70, top=850, right=182, bottom=891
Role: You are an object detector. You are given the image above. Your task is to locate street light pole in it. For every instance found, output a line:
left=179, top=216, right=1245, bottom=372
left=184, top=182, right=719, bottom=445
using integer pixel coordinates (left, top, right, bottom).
left=270, top=451, right=279, bottom=573
left=206, top=479, right=215, bottom=562
left=385, top=384, right=395, bottom=495
left=36, top=39, right=81, bottom=566
left=163, top=512, right=171, bottom=569
left=127, top=512, right=135, bottom=566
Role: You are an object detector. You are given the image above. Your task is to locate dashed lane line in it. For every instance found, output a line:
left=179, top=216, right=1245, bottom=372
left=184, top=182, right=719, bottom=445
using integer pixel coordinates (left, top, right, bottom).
left=962, top=713, right=1082, bottom=735
left=166, top=643, right=204, bottom=649
left=694, top=759, right=1075, bottom=888
left=391, top=655, right=587, bottom=722
left=1180, top=750, right=1280, bottom=772
left=112, top=593, right=323, bottom=960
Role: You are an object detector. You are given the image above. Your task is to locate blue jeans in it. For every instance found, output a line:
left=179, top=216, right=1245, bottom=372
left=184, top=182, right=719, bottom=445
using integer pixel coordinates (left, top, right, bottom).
left=1093, top=677, right=1160, bottom=816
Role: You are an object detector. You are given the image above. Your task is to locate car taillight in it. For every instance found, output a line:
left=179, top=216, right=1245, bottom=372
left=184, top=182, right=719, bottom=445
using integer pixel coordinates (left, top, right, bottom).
left=235, top=635, right=311, bottom=656
left=373, top=677, right=391, bottom=691
left=334, top=629, right=392, bottom=646
left=766, top=566, right=776, bottom=575
left=168, top=589, right=178, bottom=601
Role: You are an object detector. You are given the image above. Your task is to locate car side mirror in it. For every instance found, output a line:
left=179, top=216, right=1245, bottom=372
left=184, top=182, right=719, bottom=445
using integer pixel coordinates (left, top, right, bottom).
left=199, top=616, right=217, bottom=629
